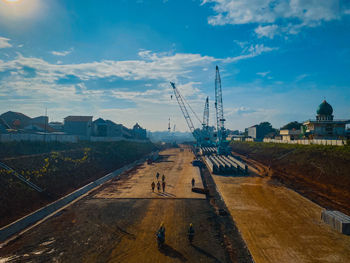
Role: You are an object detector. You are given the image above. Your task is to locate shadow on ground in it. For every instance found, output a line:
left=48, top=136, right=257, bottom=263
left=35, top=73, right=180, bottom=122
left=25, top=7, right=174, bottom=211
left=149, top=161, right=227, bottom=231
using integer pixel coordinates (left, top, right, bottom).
left=159, top=244, right=187, bottom=262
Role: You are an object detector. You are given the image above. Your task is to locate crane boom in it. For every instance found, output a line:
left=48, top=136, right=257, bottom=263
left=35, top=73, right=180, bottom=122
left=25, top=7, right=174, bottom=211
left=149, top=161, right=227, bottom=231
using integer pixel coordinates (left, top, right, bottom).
left=203, top=96, right=209, bottom=129
left=215, top=66, right=228, bottom=154
left=170, top=82, right=196, bottom=134
left=215, top=66, right=225, bottom=132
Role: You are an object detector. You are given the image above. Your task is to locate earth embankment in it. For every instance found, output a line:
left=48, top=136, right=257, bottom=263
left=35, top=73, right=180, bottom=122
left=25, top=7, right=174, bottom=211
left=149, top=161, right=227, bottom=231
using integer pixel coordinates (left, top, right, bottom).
left=230, top=141, right=350, bottom=215
left=0, top=141, right=156, bottom=227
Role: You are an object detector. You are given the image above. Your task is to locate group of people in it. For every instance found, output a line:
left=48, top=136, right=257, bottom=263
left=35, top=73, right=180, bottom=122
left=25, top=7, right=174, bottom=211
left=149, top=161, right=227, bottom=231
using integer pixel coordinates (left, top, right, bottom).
left=156, top=222, right=195, bottom=248
left=151, top=172, right=166, bottom=193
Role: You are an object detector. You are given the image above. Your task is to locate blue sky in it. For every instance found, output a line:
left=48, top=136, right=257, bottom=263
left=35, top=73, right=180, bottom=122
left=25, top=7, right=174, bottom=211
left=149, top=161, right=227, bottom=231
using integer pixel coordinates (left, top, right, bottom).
left=0, top=0, right=349, bottom=131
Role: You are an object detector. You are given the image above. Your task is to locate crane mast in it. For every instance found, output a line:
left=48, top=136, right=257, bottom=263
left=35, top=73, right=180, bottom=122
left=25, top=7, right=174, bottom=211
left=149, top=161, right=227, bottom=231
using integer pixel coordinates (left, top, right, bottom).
left=203, top=96, right=209, bottom=129
left=215, top=66, right=227, bottom=154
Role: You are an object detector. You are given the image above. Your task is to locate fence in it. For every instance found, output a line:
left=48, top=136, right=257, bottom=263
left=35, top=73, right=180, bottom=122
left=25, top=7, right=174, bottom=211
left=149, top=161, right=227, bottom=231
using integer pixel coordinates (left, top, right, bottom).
left=263, top=138, right=347, bottom=146
left=0, top=134, right=150, bottom=143
left=0, top=134, right=78, bottom=143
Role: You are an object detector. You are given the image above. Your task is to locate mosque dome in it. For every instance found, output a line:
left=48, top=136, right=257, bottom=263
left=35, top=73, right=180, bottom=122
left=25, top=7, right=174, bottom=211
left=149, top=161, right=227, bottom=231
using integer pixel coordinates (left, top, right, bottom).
left=317, top=100, right=333, bottom=116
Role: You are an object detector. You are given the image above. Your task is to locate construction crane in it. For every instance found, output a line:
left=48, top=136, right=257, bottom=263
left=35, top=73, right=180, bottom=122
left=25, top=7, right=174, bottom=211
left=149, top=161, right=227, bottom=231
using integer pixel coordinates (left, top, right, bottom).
left=215, top=66, right=228, bottom=154
left=203, top=96, right=209, bottom=129
left=170, top=82, right=202, bottom=145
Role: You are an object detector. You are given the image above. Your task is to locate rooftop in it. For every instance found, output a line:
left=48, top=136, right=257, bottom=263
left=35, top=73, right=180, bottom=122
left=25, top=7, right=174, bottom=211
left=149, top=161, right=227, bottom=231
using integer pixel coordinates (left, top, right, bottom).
left=64, top=116, right=93, bottom=122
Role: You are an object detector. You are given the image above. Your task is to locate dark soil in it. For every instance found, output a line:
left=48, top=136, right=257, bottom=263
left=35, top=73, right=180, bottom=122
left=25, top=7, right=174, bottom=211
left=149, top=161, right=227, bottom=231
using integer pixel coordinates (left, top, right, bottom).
left=0, top=141, right=156, bottom=227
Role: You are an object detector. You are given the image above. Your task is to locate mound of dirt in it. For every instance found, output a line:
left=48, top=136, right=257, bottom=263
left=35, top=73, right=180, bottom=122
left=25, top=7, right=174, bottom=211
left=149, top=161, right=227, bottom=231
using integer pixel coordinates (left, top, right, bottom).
left=230, top=142, right=350, bottom=215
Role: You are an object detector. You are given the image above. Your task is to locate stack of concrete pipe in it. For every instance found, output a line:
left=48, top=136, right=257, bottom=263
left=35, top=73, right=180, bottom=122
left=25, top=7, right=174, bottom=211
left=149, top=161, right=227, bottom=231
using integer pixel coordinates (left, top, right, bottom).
left=321, top=210, right=350, bottom=235
left=227, top=155, right=248, bottom=174
left=203, top=154, right=248, bottom=175
left=199, top=147, right=217, bottom=155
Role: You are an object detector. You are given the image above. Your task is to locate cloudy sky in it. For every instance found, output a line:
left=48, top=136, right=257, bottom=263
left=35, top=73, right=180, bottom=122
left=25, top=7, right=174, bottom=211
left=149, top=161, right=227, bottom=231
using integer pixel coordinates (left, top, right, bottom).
left=0, top=0, right=349, bottom=131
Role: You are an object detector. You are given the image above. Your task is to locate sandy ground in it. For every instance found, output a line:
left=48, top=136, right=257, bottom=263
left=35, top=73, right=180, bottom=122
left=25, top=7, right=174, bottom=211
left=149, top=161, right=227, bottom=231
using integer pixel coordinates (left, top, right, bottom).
left=94, top=148, right=203, bottom=199
left=212, top=174, right=350, bottom=263
left=0, top=147, right=231, bottom=263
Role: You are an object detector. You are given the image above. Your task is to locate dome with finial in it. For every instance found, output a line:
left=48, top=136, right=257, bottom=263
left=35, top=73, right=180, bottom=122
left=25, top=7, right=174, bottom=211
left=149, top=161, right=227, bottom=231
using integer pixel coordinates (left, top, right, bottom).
left=316, top=100, right=334, bottom=121
left=317, top=100, right=333, bottom=116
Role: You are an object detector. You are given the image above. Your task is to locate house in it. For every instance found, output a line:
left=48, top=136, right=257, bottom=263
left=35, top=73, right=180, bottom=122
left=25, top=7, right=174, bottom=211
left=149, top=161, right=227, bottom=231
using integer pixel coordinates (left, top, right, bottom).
left=23, top=123, right=56, bottom=133
left=93, top=118, right=108, bottom=137
left=31, top=116, right=48, bottom=126
left=49, top=122, right=64, bottom=132
left=0, top=111, right=31, bottom=129
left=132, top=123, right=147, bottom=140
left=64, top=116, right=93, bottom=138
left=280, top=129, right=301, bottom=141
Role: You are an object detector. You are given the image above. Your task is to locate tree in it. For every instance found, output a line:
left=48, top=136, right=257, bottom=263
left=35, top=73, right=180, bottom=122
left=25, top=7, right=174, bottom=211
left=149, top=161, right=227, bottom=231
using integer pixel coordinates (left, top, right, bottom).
left=281, top=121, right=302, bottom=130
left=258, top=122, right=273, bottom=131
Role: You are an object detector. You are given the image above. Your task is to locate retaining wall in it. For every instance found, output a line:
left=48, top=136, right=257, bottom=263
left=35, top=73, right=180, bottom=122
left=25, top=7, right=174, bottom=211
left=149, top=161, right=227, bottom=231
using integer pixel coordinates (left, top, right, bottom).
left=263, top=138, right=347, bottom=146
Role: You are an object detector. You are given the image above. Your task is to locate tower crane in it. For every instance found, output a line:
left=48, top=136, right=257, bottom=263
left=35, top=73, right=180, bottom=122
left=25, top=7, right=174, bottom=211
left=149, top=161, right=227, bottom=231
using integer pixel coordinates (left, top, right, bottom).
left=215, top=66, right=228, bottom=154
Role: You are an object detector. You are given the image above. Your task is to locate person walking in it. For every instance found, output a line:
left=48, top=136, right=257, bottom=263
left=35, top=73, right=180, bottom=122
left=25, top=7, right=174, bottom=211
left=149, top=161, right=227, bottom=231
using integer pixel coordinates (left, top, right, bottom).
left=162, top=181, right=166, bottom=192
left=151, top=181, right=155, bottom=192
left=156, top=222, right=166, bottom=248
left=188, top=223, right=195, bottom=244
left=191, top=178, right=195, bottom=188
left=156, top=172, right=160, bottom=180
left=162, top=174, right=165, bottom=182
left=157, top=181, right=161, bottom=192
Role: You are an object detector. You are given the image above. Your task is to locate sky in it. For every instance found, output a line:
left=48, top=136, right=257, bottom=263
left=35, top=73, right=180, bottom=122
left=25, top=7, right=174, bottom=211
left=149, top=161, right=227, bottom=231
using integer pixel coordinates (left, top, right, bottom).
left=0, top=0, right=349, bottom=132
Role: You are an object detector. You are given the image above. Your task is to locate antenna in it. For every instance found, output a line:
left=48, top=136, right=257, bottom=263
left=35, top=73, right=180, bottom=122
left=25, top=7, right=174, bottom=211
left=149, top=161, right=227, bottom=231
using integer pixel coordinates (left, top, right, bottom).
left=44, top=107, right=47, bottom=142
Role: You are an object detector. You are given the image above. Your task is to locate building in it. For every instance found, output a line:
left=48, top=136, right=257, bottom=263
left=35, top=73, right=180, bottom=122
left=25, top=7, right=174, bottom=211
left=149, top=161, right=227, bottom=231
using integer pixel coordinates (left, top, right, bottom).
left=303, top=100, right=350, bottom=139
left=248, top=125, right=272, bottom=141
left=23, top=123, right=56, bottom=133
left=49, top=122, right=64, bottom=132
left=64, top=116, right=92, bottom=138
left=280, top=129, right=301, bottom=141
left=31, top=116, right=48, bottom=126
left=0, top=111, right=31, bottom=129
left=132, top=123, right=147, bottom=140
left=93, top=118, right=108, bottom=137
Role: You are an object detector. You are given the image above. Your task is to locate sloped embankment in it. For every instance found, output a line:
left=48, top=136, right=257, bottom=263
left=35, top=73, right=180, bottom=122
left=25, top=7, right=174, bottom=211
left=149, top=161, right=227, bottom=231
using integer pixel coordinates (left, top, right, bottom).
left=230, top=141, right=350, bottom=215
left=0, top=141, right=157, bottom=227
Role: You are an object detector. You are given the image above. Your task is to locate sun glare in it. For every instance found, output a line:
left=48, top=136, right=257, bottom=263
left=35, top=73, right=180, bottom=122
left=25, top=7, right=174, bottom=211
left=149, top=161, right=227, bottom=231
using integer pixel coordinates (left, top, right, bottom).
left=1, top=0, right=42, bottom=20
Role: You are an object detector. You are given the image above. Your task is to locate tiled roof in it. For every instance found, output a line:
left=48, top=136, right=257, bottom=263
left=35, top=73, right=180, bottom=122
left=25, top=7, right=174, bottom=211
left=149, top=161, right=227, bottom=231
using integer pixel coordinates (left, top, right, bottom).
left=64, top=116, right=93, bottom=122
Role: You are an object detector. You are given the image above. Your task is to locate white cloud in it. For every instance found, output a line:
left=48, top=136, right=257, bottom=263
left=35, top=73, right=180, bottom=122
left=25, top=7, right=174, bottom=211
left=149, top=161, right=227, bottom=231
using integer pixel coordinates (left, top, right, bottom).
left=0, top=48, right=278, bottom=131
left=295, top=73, right=309, bottom=81
left=51, top=49, right=73, bottom=56
left=224, top=44, right=278, bottom=63
left=203, top=0, right=348, bottom=38
left=255, top=25, right=279, bottom=39
left=0, top=37, right=12, bottom=48
left=257, top=71, right=270, bottom=77
left=0, top=48, right=275, bottom=85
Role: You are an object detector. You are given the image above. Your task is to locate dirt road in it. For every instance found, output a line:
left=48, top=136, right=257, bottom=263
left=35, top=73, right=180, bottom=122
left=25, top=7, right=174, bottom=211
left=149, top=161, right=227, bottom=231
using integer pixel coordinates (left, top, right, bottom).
left=212, top=174, right=350, bottom=263
left=0, top=147, right=235, bottom=263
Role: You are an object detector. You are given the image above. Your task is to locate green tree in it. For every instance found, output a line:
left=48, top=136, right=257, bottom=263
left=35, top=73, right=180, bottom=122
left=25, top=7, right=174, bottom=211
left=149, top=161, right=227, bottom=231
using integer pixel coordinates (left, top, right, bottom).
left=281, top=121, right=302, bottom=130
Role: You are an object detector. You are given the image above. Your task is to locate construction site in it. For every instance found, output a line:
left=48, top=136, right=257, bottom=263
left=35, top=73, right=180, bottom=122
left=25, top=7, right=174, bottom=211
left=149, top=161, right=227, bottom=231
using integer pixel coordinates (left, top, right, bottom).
left=1, top=66, right=350, bottom=263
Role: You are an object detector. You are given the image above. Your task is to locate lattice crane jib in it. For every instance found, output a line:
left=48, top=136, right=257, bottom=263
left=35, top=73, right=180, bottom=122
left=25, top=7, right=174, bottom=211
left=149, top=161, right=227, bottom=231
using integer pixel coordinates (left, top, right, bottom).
left=203, top=96, right=209, bottom=129
left=170, top=82, right=195, bottom=135
left=215, top=66, right=225, bottom=137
